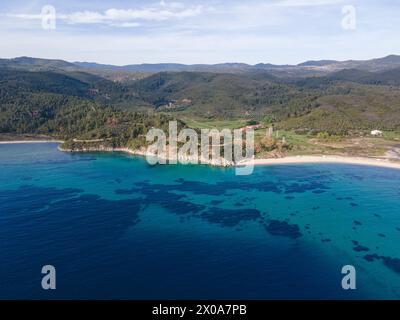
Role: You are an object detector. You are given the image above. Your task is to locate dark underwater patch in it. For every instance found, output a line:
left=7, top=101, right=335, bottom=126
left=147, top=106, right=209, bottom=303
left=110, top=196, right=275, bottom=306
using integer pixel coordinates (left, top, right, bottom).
left=353, top=221, right=362, bottom=226
left=124, top=176, right=331, bottom=201
left=351, top=240, right=370, bottom=252
left=217, top=180, right=281, bottom=194
left=284, top=181, right=329, bottom=194
left=164, top=200, right=207, bottom=215
left=378, top=233, right=386, bottom=238
left=200, top=208, right=261, bottom=227
left=115, top=181, right=267, bottom=227
left=263, top=220, right=302, bottom=239
left=364, top=254, right=380, bottom=262
left=353, top=245, right=370, bottom=252
left=128, top=180, right=223, bottom=196
left=363, top=254, right=400, bottom=274
left=285, top=196, right=295, bottom=200
left=115, top=188, right=137, bottom=195
left=382, top=257, right=400, bottom=274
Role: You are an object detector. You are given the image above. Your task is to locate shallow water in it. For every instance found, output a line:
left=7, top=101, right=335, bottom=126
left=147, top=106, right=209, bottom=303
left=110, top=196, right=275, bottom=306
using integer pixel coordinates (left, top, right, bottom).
left=0, top=143, right=399, bottom=299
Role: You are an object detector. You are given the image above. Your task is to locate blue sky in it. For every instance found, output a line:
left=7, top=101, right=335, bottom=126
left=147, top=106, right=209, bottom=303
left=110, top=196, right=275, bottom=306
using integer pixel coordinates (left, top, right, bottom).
left=0, top=0, right=399, bottom=65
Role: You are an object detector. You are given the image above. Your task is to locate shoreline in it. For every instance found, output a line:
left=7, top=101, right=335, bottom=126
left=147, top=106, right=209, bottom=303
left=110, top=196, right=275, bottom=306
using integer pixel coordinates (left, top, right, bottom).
left=2, top=140, right=400, bottom=170
left=0, top=140, right=64, bottom=144
left=61, top=145, right=400, bottom=170
left=249, top=155, right=400, bottom=170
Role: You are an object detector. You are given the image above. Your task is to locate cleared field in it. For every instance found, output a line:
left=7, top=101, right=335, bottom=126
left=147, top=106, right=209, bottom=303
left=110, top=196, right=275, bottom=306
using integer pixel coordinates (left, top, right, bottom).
left=181, top=118, right=247, bottom=130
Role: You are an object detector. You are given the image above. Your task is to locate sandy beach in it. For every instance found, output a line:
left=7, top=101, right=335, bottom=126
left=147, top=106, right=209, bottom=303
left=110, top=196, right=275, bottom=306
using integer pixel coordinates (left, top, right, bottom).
left=247, top=155, right=400, bottom=170
left=3, top=140, right=400, bottom=170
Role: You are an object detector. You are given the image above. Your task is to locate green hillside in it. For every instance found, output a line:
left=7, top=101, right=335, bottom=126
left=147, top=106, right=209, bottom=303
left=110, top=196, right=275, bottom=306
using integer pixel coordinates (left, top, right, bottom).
left=1, top=59, right=400, bottom=146
left=0, top=68, right=175, bottom=149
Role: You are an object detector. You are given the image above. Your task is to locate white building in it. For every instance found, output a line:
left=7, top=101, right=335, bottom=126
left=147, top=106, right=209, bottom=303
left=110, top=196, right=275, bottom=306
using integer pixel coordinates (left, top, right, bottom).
left=371, top=130, right=383, bottom=136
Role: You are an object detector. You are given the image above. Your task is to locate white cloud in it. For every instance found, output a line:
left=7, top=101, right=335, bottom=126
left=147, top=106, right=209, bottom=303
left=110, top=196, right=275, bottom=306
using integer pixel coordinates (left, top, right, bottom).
left=112, top=22, right=141, bottom=28
left=1, top=0, right=398, bottom=65
left=7, top=1, right=206, bottom=27
left=274, top=0, right=346, bottom=7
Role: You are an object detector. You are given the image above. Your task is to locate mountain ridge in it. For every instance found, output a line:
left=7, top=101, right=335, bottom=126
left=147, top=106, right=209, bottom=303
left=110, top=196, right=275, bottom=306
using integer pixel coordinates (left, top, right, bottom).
left=2, top=55, right=400, bottom=76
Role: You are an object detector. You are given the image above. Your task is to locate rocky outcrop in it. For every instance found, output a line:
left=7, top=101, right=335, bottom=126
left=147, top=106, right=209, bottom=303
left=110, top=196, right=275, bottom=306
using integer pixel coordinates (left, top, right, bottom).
left=58, top=145, right=236, bottom=167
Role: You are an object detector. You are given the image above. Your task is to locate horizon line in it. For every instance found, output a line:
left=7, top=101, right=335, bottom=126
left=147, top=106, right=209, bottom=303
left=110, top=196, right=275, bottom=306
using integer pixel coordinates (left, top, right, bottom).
left=1, top=54, right=400, bottom=68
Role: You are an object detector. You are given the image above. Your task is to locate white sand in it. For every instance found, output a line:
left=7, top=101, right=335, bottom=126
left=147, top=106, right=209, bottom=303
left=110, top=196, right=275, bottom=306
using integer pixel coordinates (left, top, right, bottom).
left=3, top=141, right=400, bottom=170
left=245, top=155, right=400, bottom=170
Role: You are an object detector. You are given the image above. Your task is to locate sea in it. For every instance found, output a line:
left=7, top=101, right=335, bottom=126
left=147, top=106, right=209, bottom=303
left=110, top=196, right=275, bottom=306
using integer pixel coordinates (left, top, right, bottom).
left=0, top=142, right=399, bottom=299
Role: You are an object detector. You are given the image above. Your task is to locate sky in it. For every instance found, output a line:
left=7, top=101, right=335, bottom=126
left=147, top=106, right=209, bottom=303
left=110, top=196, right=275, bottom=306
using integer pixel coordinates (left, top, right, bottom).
left=0, top=0, right=399, bottom=65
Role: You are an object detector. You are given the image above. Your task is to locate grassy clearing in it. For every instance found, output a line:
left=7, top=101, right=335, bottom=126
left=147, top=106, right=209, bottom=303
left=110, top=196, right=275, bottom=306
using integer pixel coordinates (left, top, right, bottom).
left=181, top=118, right=247, bottom=130
left=383, top=131, right=400, bottom=141
left=181, top=118, right=400, bottom=159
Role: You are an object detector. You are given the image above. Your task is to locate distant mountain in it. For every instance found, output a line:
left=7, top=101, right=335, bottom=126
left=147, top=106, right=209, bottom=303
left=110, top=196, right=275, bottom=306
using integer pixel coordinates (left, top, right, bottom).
left=2, top=55, right=400, bottom=79
left=356, top=55, right=400, bottom=71
left=72, top=61, right=120, bottom=71
left=75, top=55, right=400, bottom=76
left=74, top=61, right=189, bottom=72
left=298, top=60, right=338, bottom=67
left=0, top=57, right=78, bottom=72
left=297, top=67, right=400, bottom=87
left=298, top=55, right=400, bottom=72
left=74, top=62, right=258, bottom=74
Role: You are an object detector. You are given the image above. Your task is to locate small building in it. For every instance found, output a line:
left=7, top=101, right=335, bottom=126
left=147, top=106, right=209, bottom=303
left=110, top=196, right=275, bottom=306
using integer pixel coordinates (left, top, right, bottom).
left=241, top=124, right=262, bottom=132
left=181, top=98, right=192, bottom=104
left=88, top=88, right=99, bottom=95
left=371, top=130, right=383, bottom=136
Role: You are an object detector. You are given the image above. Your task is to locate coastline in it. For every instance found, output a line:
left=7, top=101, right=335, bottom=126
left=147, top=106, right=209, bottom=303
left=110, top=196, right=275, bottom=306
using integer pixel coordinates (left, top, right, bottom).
left=0, top=140, right=64, bottom=144
left=58, top=145, right=236, bottom=167
left=2, top=140, right=400, bottom=170
left=60, top=144, right=400, bottom=170
left=249, top=155, right=400, bottom=170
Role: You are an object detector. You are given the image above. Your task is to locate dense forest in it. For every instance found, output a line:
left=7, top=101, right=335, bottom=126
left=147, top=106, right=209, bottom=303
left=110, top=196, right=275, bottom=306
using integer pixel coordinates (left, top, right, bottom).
left=0, top=69, right=177, bottom=148
left=1, top=56, right=400, bottom=147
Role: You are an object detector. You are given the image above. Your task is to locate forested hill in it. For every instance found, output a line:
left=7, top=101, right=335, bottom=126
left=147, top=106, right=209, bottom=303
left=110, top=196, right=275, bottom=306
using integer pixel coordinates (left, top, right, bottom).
left=0, top=68, right=175, bottom=149
left=127, top=71, right=400, bottom=133
left=1, top=55, right=400, bottom=139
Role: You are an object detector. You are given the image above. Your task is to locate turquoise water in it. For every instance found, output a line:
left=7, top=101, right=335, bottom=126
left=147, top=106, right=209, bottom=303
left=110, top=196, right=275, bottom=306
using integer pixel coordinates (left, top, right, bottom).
left=0, top=143, right=399, bottom=299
